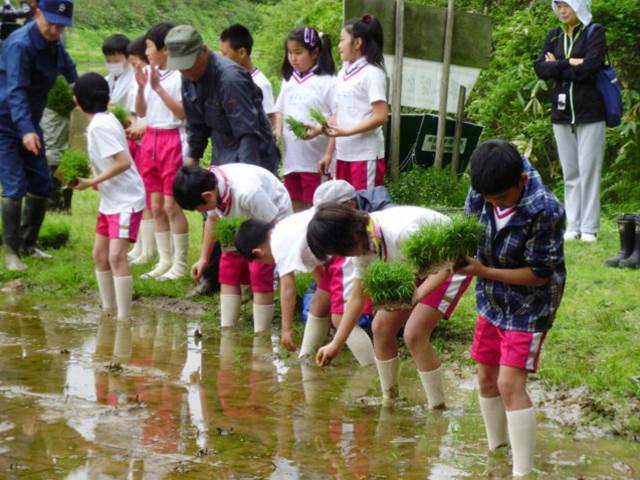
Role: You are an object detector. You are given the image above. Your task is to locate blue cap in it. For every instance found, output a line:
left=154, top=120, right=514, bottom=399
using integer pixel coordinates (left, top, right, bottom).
left=38, top=0, right=74, bottom=26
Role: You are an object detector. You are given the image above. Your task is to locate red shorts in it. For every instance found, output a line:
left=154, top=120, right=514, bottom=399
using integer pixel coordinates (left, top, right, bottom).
left=470, top=316, right=547, bottom=372
left=219, top=251, right=275, bottom=293
left=96, top=210, right=143, bottom=242
left=138, top=127, right=184, bottom=197
left=420, top=273, right=471, bottom=319
left=335, top=158, right=385, bottom=190
left=317, top=256, right=373, bottom=315
left=283, top=172, right=322, bottom=204
left=128, top=138, right=151, bottom=210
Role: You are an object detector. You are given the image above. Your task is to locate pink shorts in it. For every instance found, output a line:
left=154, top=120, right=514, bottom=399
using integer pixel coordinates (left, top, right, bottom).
left=283, top=172, right=322, bottom=204
left=317, top=256, right=373, bottom=315
left=335, top=158, right=385, bottom=190
left=128, top=138, right=151, bottom=210
left=96, top=210, right=143, bottom=242
left=420, top=273, right=471, bottom=319
left=219, top=251, right=275, bottom=293
left=470, top=316, right=547, bottom=372
left=138, top=127, right=183, bottom=197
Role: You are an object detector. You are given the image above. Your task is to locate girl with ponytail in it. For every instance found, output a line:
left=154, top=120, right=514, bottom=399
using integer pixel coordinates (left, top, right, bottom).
left=274, top=27, right=337, bottom=211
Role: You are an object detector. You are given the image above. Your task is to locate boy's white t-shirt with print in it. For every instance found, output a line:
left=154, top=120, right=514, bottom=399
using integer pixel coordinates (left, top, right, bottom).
left=270, top=207, right=321, bottom=276
left=353, top=206, right=450, bottom=278
left=275, top=71, right=337, bottom=174
left=252, top=69, right=276, bottom=116
left=334, top=59, right=387, bottom=162
left=206, top=163, right=293, bottom=222
left=144, top=68, right=184, bottom=129
left=87, top=112, right=146, bottom=215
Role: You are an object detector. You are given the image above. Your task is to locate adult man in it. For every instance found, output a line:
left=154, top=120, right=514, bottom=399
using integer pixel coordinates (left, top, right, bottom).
left=165, top=24, right=280, bottom=296
left=0, top=0, right=77, bottom=271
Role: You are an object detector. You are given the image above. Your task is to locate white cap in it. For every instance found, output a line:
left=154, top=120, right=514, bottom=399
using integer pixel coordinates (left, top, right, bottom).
left=312, top=180, right=357, bottom=206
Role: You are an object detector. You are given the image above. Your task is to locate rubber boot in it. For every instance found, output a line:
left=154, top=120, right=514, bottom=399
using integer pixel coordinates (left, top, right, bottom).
left=605, top=214, right=636, bottom=267
left=2, top=197, right=27, bottom=271
left=95, top=270, right=116, bottom=313
left=141, top=231, right=172, bottom=279
left=619, top=215, right=640, bottom=269
left=130, top=219, right=156, bottom=264
left=252, top=303, right=274, bottom=333
left=418, top=365, right=446, bottom=409
left=375, top=356, right=400, bottom=406
left=298, top=314, right=330, bottom=359
left=21, top=194, right=51, bottom=259
left=127, top=231, right=144, bottom=261
left=158, top=232, right=189, bottom=281
left=114, top=276, right=134, bottom=320
left=61, top=187, right=73, bottom=213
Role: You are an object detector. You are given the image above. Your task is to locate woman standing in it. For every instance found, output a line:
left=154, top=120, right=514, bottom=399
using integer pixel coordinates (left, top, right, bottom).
left=534, top=0, right=606, bottom=242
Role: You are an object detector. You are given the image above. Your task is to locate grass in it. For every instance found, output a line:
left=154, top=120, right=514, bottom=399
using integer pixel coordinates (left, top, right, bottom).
left=214, top=216, right=246, bottom=250
left=38, top=219, right=71, bottom=249
left=47, top=76, right=75, bottom=118
left=57, top=149, right=91, bottom=185
left=362, top=260, right=415, bottom=309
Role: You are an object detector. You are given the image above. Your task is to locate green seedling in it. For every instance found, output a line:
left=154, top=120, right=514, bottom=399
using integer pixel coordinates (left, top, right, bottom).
left=47, top=76, right=75, bottom=118
left=285, top=116, right=309, bottom=139
left=309, top=108, right=328, bottom=128
left=109, top=104, right=131, bottom=129
left=57, top=149, right=91, bottom=186
left=362, top=260, right=415, bottom=310
left=215, top=216, right=246, bottom=251
left=39, top=220, right=71, bottom=249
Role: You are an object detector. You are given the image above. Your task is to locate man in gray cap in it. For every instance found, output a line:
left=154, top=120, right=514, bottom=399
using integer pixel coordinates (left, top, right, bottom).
left=165, top=24, right=279, bottom=173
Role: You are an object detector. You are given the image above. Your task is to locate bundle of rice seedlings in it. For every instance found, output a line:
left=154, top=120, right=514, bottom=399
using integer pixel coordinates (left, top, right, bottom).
left=38, top=220, right=70, bottom=249
left=402, top=215, right=483, bottom=275
left=309, top=108, right=328, bottom=128
left=285, top=116, right=308, bottom=139
left=215, top=216, right=246, bottom=252
left=362, top=260, right=415, bottom=311
left=57, top=149, right=91, bottom=186
left=109, top=104, right=131, bottom=129
left=47, top=76, right=75, bottom=118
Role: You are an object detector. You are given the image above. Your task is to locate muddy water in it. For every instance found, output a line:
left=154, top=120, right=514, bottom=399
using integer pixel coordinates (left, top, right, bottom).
left=0, top=294, right=638, bottom=479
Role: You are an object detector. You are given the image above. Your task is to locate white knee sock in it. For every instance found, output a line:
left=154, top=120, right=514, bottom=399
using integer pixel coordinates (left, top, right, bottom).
left=298, top=314, right=330, bottom=359
left=113, top=275, right=134, bottom=320
left=418, top=366, right=446, bottom=409
left=131, top=219, right=156, bottom=264
left=141, top=231, right=172, bottom=278
left=159, top=232, right=189, bottom=281
left=252, top=303, right=274, bottom=333
left=375, top=356, right=400, bottom=404
left=220, top=294, right=241, bottom=328
left=95, top=270, right=116, bottom=312
left=479, top=395, right=508, bottom=450
left=345, top=325, right=375, bottom=366
left=506, top=407, right=536, bottom=477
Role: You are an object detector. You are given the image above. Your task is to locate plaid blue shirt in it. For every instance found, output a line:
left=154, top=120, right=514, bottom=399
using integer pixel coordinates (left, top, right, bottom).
left=465, top=160, right=566, bottom=332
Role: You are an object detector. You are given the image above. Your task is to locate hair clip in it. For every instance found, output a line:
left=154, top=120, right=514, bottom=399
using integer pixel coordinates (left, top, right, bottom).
left=361, top=14, right=372, bottom=24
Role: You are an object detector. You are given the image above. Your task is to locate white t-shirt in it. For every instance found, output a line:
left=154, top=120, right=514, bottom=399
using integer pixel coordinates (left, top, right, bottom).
left=275, top=70, right=336, bottom=174
left=207, top=163, right=293, bottom=222
left=353, top=206, right=450, bottom=278
left=270, top=207, right=321, bottom=276
left=143, top=68, right=184, bottom=129
left=106, top=65, right=136, bottom=113
left=87, top=112, right=146, bottom=215
left=252, top=69, right=275, bottom=116
left=334, top=58, right=387, bottom=162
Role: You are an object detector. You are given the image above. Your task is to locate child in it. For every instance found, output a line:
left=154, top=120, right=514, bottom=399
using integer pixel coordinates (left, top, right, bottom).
left=172, top=165, right=292, bottom=332
left=124, top=35, right=156, bottom=266
left=72, top=73, right=146, bottom=320
left=307, top=204, right=471, bottom=410
left=234, top=180, right=376, bottom=366
left=135, top=22, right=189, bottom=281
left=274, top=27, right=336, bottom=212
left=458, top=140, right=566, bottom=477
left=219, top=24, right=276, bottom=127
left=103, top=34, right=135, bottom=113
left=319, top=15, right=388, bottom=190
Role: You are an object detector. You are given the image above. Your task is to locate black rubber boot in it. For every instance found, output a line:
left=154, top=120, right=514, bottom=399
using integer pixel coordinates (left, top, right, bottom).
left=619, top=216, right=640, bottom=269
left=2, top=197, right=27, bottom=271
left=20, top=194, right=51, bottom=258
left=61, top=187, right=73, bottom=213
left=605, top=214, right=636, bottom=267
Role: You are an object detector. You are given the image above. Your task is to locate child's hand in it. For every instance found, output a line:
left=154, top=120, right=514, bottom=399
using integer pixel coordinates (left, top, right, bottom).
left=316, top=340, right=341, bottom=367
left=281, top=328, right=297, bottom=352
left=135, top=64, right=148, bottom=90
left=303, top=124, right=322, bottom=141
left=318, top=155, right=332, bottom=175
left=74, top=177, right=93, bottom=191
left=455, top=256, right=485, bottom=277
left=191, top=259, right=208, bottom=280
left=125, top=124, right=146, bottom=141
left=569, top=58, right=584, bottom=66
left=324, top=121, right=351, bottom=138
left=149, top=66, right=162, bottom=92
left=544, top=52, right=556, bottom=62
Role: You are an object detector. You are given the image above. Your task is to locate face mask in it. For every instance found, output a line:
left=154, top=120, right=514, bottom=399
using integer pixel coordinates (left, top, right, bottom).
left=106, top=62, right=126, bottom=77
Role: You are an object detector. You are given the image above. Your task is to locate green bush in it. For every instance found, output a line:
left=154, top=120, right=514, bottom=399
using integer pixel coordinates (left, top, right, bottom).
left=57, top=149, right=91, bottom=186
left=109, top=105, right=131, bottom=129
left=285, top=116, right=308, bottom=139
left=362, top=260, right=415, bottom=310
left=47, top=76, right=75, bottom=118
left=39, top=220, right=71, bottom=249
left=402, top=215, right=483, bottom=275
left=387, top=166, right=470, bottom=209
left=214, top=216, right=246, bottom=250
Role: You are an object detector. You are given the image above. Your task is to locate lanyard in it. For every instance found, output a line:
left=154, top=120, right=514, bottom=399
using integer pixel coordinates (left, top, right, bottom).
left=212, top=167, right=233, bottom=216
left=563, top=25, right=583, bottom=59
left=367, top=218, right=387, bottom=261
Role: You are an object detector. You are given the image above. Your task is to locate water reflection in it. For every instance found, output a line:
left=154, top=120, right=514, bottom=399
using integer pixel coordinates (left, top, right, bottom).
left=0, top=297, right=638, bottom=479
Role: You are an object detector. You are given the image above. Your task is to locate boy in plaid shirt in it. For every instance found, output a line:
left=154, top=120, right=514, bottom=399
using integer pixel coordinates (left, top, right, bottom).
left=458, top=140, right=566, bottom=477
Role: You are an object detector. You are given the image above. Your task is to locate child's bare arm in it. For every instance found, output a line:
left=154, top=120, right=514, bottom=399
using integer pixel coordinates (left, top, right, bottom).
left=457, top=257, right=549, bottom=287
left=75, top=151, right=131, bottom=190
